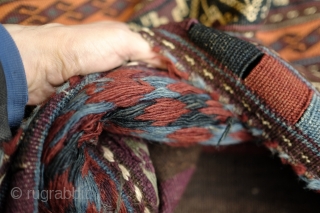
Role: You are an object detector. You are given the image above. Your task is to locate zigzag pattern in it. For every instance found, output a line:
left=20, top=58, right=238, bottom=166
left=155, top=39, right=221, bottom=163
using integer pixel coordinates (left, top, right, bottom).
left=0, top=19, right=320, bottom=213
left=0, top=46, right=253, bottom=212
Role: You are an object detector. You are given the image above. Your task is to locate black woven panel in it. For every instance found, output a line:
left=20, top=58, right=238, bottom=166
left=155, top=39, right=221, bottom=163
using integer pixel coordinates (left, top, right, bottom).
left=188, top=23, right=263, bottom=79
left=0, top=62, right=12, bottom=140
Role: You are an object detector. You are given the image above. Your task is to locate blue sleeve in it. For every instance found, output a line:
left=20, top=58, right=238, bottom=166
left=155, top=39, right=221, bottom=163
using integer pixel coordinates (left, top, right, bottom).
left=0, top=24, right=28, bottom=127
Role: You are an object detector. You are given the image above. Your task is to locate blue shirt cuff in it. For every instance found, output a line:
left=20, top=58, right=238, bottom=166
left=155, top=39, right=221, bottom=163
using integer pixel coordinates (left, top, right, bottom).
left=0, top=24, right=28, bottom=127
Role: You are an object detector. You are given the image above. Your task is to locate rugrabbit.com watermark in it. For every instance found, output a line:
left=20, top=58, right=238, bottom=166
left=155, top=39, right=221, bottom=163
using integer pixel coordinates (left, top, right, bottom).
left=11, top=187, right=116, bottom=212
left=11, top=187, right=94, bottom=202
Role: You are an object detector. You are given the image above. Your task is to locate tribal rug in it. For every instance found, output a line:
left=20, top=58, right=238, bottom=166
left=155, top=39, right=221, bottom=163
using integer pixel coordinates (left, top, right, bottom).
left=0, top=0, right=320, bottom=213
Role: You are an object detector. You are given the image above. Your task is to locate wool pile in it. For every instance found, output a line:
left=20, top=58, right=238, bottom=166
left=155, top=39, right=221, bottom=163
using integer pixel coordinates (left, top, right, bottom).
left=0, top=20, right=255, bottom=212
left=0, top=0, right=320, bottom=213
left=0, top=18, right=318, bottom=212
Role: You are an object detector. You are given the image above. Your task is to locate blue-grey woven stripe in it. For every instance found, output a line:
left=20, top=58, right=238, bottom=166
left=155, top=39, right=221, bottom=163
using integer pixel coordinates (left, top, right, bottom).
left=296, top=94, right=320, bottom=143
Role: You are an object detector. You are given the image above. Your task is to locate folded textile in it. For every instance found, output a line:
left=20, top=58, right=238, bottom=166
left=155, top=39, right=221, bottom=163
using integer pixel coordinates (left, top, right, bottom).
left=0, top=18, right=319, bottom=212
left=0, top=30, right=250, bottom=212
left=141, top=19, right=320, bottom=190
left=1, top=0, right=320, bottom=212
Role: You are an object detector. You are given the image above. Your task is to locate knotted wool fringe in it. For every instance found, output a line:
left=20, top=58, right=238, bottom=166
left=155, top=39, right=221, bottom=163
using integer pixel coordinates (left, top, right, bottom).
left=0, top=19, right=319, bottom=213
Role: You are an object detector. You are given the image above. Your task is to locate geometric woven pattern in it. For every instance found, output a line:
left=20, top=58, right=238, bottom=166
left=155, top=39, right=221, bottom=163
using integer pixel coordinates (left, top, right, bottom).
left=1, top=19, right=320, bottom=212
left=1, top=0, right=320, bottom=212
left=0, top=0, right=141, bottom=25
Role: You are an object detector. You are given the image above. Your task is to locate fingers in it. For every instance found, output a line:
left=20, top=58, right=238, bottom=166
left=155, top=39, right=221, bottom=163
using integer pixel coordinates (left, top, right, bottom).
left=124, top=30, right=164, bottom=68
left=5, top=21, right=166, bottom=105
left=64, top=21, right=165, bottom=76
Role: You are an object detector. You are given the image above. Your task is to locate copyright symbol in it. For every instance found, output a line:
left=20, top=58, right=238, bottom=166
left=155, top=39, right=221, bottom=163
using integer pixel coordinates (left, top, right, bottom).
left=11, top=187, right=22, bottom=199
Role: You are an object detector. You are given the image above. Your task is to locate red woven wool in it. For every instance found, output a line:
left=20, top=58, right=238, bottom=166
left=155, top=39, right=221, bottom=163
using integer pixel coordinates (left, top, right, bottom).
left=166, top=82, right=204, bottom=95
left=136, top=98, right=190, bottom=126
left=244, top=55, right=313, bottom=124
left=1, top=0, right=320, bottom=212
left=167, top=127, right=213, bottom=145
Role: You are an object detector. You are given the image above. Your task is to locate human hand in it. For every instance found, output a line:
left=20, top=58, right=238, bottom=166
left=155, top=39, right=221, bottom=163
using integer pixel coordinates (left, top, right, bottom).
left=4, top=21, right=161, bottom=105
